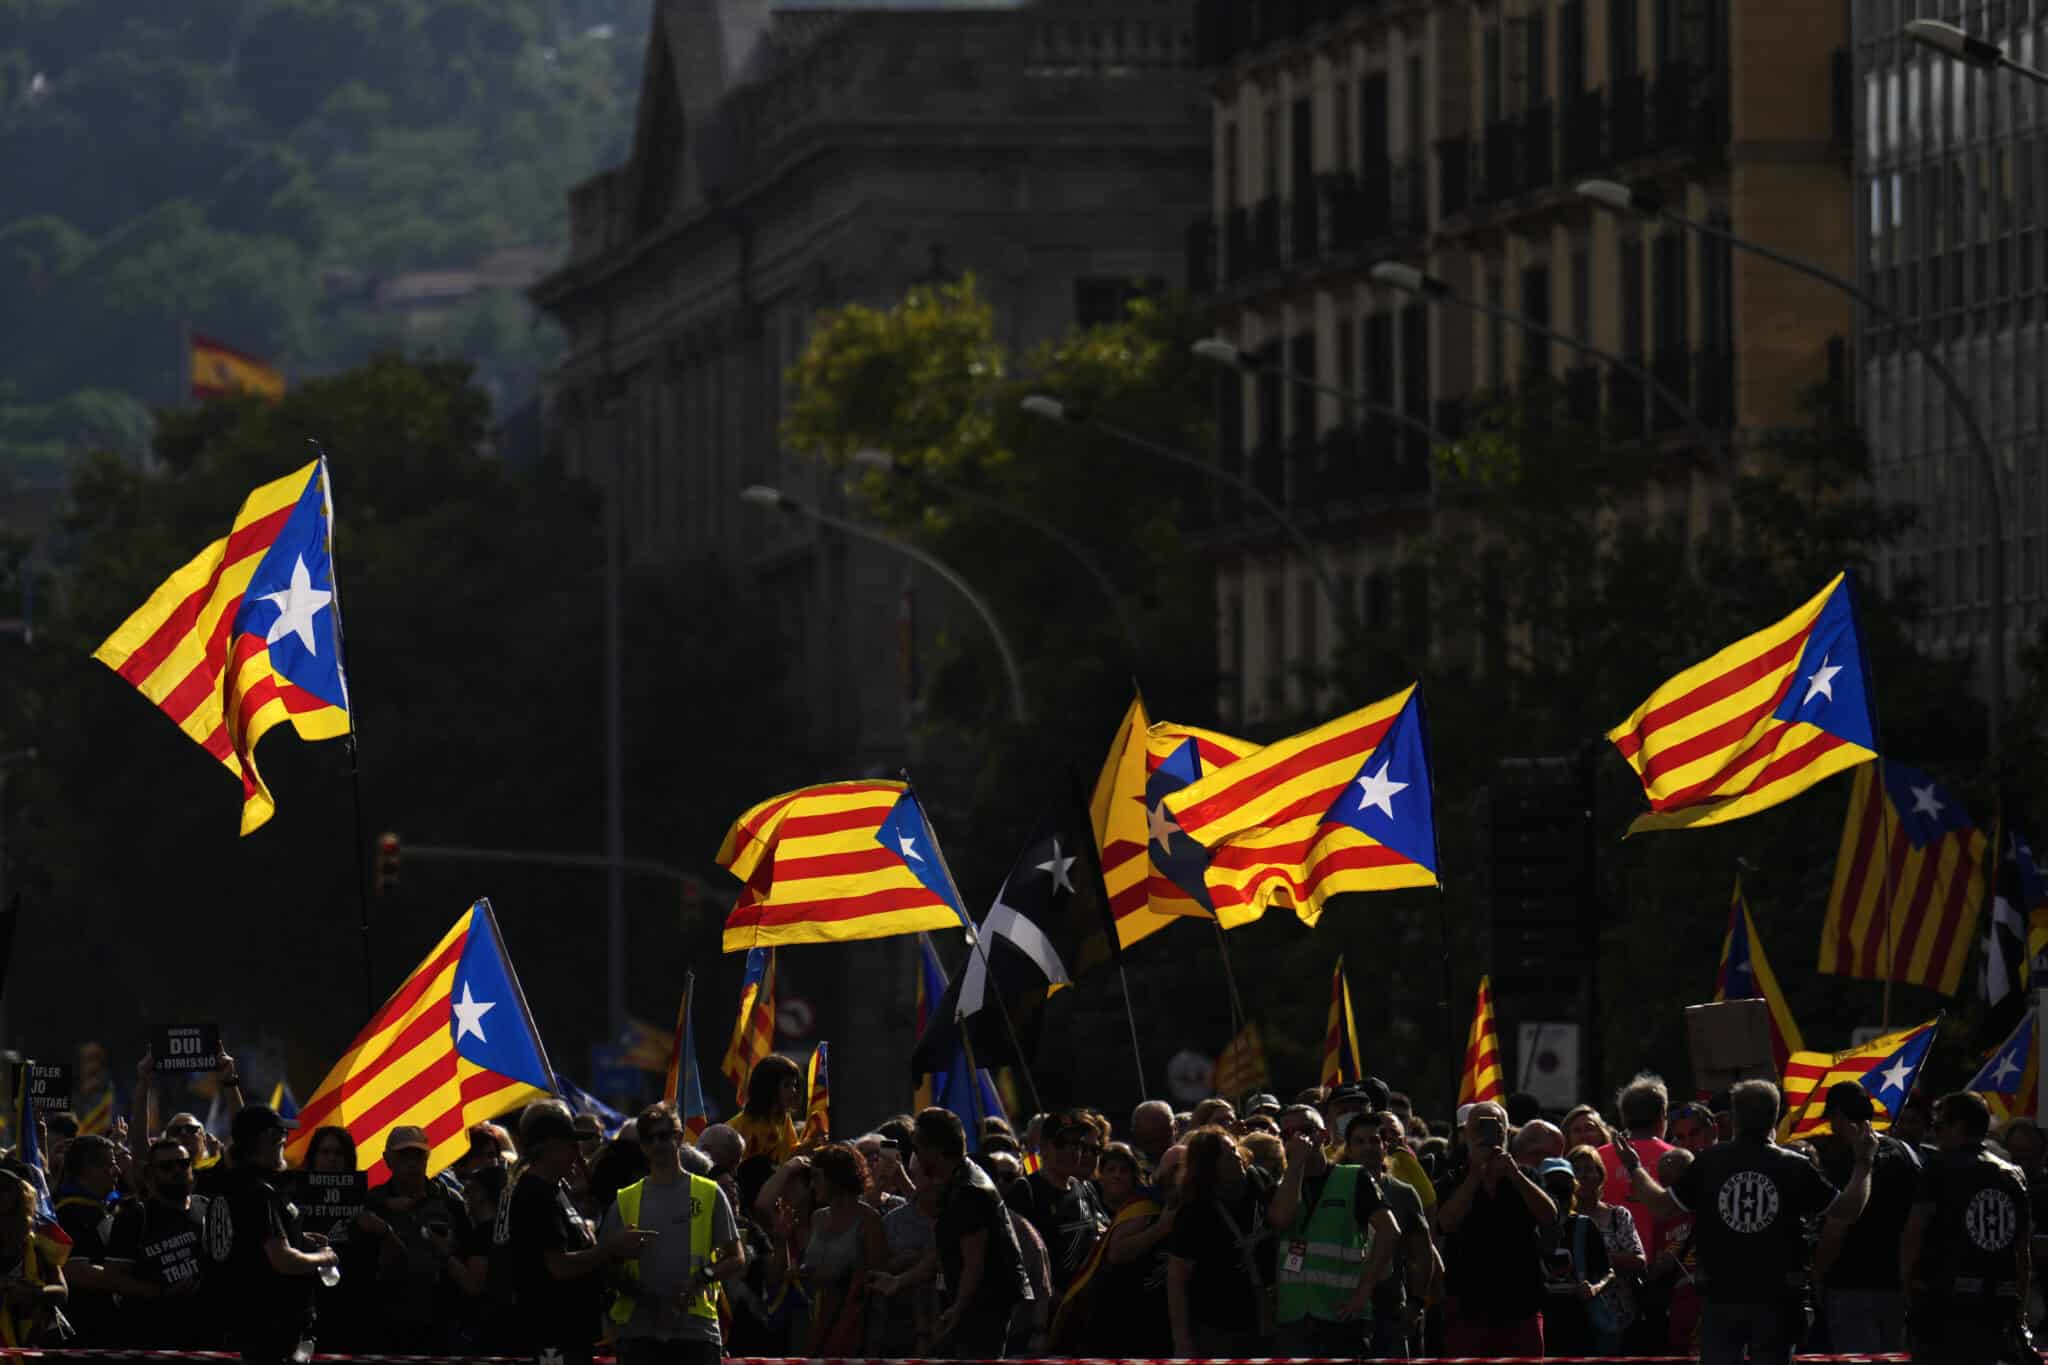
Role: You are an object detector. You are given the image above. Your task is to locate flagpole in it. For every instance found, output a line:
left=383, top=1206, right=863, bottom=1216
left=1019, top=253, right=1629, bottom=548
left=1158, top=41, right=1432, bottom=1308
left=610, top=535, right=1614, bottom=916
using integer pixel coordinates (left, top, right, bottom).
left=1209, top=917, right=1253, bottom=1099
left=309, top=445, right=376, bottom=1020
left=1067, top=759, right=1147, bottom=1105
left=1116, top=961, right=1148, bottom=1101
left=1847, top=573, right=1900, bottom=1029
left=902, top=771, right=1045, bottom=1116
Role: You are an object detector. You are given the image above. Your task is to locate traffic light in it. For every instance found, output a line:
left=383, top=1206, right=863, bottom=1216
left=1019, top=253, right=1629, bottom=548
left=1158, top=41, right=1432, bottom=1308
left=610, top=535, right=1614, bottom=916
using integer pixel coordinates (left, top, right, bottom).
left=374, top=832, right=401, bottom=895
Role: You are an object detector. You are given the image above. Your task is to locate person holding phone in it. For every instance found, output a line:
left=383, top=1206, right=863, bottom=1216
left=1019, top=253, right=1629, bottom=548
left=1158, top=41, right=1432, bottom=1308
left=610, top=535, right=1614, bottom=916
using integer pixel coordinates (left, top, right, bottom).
left=362, top=1125, right=470, bottom=1351
left=1436, top=1099, right=1556, bottom=1356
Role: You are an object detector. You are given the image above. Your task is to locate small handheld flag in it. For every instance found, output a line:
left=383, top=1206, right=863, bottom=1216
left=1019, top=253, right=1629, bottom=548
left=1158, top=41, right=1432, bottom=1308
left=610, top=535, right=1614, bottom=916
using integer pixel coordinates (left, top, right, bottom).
left=667, top=971, right=711, bottom=1139
left=1321, top=957, right=1362, bottom=1088
left=1458, top=976, right=1504, bottom=1106
left=1164, top=685, right=1438, bottom=925
left=803, top=1042, right=830, bottom=1142
left=1970, top=1007, right=2038, bottom=1123
left=92, top=459, right=352, bottom=834
left=1716, top=879, right=1804, bottom=1073
left=286, top=899, right=556, bottom=1180
left=1609, top=573, right=1876, bottom=834
left=717, top=780, right=972, bottom=951
left=720, top=948, right=777, bottom=1103
left=912, top=935, right=1012, bottom=1152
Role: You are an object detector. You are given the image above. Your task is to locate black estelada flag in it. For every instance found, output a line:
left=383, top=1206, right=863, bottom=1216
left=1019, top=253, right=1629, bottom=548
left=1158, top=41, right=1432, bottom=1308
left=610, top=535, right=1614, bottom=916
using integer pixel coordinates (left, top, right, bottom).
left=910, top=799, right=1111, bottom=1076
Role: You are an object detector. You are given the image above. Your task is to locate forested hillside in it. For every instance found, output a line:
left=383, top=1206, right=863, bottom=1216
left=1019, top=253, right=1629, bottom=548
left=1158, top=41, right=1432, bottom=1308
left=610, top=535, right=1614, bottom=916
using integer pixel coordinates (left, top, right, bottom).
left=0, top=0, right=651, bottom=483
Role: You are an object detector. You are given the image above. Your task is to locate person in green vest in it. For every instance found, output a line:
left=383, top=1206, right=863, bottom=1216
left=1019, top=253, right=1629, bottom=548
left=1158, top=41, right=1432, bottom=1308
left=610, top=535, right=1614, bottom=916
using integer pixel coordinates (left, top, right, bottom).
left=598, top=1102, right=746, bottom=1365
left=1268, top=1109, right=1401, bottom=1357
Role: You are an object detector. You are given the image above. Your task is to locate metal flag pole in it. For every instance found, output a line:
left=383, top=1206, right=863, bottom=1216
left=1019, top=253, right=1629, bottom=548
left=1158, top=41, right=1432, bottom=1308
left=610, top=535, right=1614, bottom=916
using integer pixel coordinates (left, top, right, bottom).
left=1065, top=760, right=1148, bottom=1103
left=1117, top=961, right=1148, bottom=1103
left=902, top=771, right=1045, bottom=1116
left=1843, top=572, right=1901, bottom=1030
left=308, top=444, right=375, bottom=1020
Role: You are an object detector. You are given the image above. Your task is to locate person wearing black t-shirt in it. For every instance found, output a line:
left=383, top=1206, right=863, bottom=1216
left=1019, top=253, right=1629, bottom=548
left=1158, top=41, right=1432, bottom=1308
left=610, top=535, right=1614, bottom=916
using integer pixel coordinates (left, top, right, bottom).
left=1619, top=1078, right=1874, bottom=1365
left=205, top=1105, right=340, bottom=1363
left=1166, top=1126, right=1274, bottom=1358
left=496, top=1101, right=653, bottom=1365
left=1015, top=1113, right=1108, bottom=1293
left=1811, top=1082, right=1919, bottom=1353
left=51, top=1134, right=122, bottom=1345
left=909, top=1106, right=1030, bottom=1358
left=1437, top=1100, right=1557, bottom=1356
left=1902, top=1090, right=2033, bottom=1364
left=103, top=1138, right=216, bottom=1348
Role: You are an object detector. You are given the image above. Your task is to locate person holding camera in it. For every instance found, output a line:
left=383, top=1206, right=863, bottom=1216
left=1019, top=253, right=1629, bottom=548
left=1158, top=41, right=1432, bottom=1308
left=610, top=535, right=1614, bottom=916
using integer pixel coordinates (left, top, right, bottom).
left=1436, top=1099, right=1556, bottom=1356
left=360, top=1125, right=470, bottom=1351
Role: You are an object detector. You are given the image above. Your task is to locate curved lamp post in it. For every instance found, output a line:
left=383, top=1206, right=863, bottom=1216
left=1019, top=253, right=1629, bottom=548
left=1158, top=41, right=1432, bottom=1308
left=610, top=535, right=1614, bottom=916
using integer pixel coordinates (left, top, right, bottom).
left=1904, top=19, right=2048, bottom=85
left=1190, top=337, right=1453, bottom=447
left=850, top=450, right=1141, bottom=658
left=1019, top=394, right=1353, bottom=631
left=1577, top=177, right=2006, bottom=758
left=1367, top=261, right=1722, bottom=462
left=739, top=485, right=1030, bottom=724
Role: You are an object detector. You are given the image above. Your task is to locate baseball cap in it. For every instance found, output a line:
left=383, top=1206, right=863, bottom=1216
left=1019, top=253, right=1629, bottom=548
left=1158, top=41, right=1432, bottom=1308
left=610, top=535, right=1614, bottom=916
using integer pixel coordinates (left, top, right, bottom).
left=1824, top=1081, right=1875, bottom=1120
left=521, top=1106, right=580, bottom=1149
left=1535, top=1156, right=1577, bottom=1183
left=571, top=1113, right=603, bottom=1141
left=1243, top=1093, right=1281, bottom=1117
left=385, top=1125, right=432, bottom=1155
left=231, top=1104, right=291, bottom=1149
left=1357, top=1076, right=1391, bottom=1112
left=1326, top=1082, right=1370, bottom=1110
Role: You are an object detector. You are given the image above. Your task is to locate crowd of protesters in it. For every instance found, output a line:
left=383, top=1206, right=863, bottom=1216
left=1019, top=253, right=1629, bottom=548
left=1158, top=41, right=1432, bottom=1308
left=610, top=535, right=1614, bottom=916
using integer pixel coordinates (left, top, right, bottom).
left=0, top=1048, right=2037, bottom=1364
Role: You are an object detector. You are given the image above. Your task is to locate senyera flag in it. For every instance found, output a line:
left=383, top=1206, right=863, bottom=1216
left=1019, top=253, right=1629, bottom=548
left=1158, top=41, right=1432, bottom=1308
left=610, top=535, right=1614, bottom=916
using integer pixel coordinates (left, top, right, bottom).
left=1609, top=572, right=1876, bottom=834
left=716, top=779, right=972, bottom=951
left=286, top=899, right=555, bottom=1181
left=1164, top=684, right=1438, bottom=925
left=1459, top=975, right=1504, bottom=1106
left=92, top=458, right=351, bottom=834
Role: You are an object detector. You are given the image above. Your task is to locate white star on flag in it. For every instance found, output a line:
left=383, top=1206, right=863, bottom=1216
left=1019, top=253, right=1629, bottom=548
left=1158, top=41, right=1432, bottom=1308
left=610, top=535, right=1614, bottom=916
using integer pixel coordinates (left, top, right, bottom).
left=1803, top=656, right=1842, bottom=705
left=1909, top=783, right=1944, bottom=820
left=452, top=982, right=494, bottom=1044
left=1352, top=761, right=1408, bottom=819
left=897, top=835, right=924, bottom=863
left=1875, top=1056, right=1912, bottom=1096
left=259, top=555, right=332, bottom=654
left=1993, top=1052, right=2022, bottom=1085
left=1035, top=839, right=1077, bottom=893
left=1147, top=799, right=1177, bottom=851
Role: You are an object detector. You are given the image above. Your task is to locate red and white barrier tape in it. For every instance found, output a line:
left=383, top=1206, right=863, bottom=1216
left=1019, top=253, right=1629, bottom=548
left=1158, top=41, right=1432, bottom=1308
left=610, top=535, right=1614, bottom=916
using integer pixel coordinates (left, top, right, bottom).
left=0, top=1353, right=1935, bottom=1363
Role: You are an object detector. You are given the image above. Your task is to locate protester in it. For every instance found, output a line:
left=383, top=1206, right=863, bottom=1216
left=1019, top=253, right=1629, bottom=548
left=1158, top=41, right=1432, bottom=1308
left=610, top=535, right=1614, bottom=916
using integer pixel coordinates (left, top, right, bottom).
left=1165, top=1126, right=1271, bottom=1357
left=883, top=1106, right=1028, bottom=1358
left=498, top=1099, right=653, bottom=1365
left=360, top=1124, right=470, bottom=1351
left=0, top=1167, right=66, bottom=1345
left=794, top=1141, right=883, bottom=1354
left=206, top=1104, right=339, bottom=1362
left=1618, top=1078, right=1875, bottom=1365
left=51, top=1134, right=121, bottom=1344
left=1563, top=1103, right=1611, bottom=1152
left=1129, top=1101, right=1174, bottom=1174
left=1568, top=1141, right=1643, bottom=1352
left=1810, top=1081, right=1919, bottom=1353
left=1346, top=1110, right=1439, bottom=1357
left=1533, top=1156, right=1614, bottom=1355
left=1601, top=1071, right=1677, bottom=1252
left=1053, top=1139, right=1170, bottom=1356
left=1670, top=1101, right=1718, bottom=1154
left=1436, top=1099, right=1555, bottom=1354
left=873, top=1153, right=941, bottom=1355
left=1902, top=1091, right=2032, bottom=1363
left=1269, top=1111, right=1398, bottom=1356
left=1013, top=1110, right=1107, bottom=1293
left=102, top=1138, right=212, bottom=1348
left=731, top=1057, right=804, bottom=1164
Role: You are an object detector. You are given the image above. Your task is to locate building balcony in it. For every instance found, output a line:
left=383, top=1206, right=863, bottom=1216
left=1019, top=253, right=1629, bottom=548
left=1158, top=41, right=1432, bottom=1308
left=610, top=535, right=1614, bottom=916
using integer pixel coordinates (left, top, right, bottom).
left=1196, top=0, right=1389, bottom=68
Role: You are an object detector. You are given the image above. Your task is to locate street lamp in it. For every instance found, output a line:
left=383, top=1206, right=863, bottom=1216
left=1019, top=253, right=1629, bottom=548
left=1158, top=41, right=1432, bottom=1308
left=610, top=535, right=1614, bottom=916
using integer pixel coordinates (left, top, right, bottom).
left=1020, top=395, right=1353, bottom=631
left=1904, top=19, right=2048, bottom=85
left=849, top=450, right=1140, bottom=657
left=1190, top=338, right=1452, bottom=447
left=1577, top=178, right=2008, bottom=758
left=740, top=485, right=1030, bottom=724
left=1367, top=262, right=1721, bottom=462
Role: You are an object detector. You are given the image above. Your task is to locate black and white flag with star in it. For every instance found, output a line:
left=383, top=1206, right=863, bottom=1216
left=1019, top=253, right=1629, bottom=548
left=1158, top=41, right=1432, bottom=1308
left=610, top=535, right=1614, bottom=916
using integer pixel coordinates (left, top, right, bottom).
left=909, top=803, right=1113, bottom=1076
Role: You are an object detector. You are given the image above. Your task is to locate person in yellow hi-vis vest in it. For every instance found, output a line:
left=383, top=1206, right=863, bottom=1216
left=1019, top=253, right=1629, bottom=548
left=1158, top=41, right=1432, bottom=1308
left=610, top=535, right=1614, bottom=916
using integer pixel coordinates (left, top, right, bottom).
left=599, top=1101, right=746, bottom=1365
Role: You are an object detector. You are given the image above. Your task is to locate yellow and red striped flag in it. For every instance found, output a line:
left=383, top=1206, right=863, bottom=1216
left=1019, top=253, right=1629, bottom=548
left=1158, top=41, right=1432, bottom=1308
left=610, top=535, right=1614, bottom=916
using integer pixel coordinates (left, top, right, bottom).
left=1820, top=761, right=1988, bottom=996
left=1715, top=878, right=1804, bottom=1074
left=1458, top=975, right=1504, bottom=1106
left=803, top=1041, right=830, bottom=1142
left=285, top=900, right=556, bottom=1181
left=1321, top=956, right=1361, bottom=1089
left=1971, top=1008, right=2037, bottom=1123
left=1608, top=573, right=1877, bottom=834
left=92, top=459, right=352, bottom=834
left=190, top=332, right=285, bottom=402
left=720, top=946, right=776, bottom=1101
left=1779, top=1018, right=1938, bottom=1139
left=666, top=971, right=711, bottom=1139
left=1164, top=685, right=1438, bottom=926
left=1212, top=1020, right=1269, bottom=1101
left=1091, top=696, right=1264, bottom=946
left=717, top=780, right=971, bottom=952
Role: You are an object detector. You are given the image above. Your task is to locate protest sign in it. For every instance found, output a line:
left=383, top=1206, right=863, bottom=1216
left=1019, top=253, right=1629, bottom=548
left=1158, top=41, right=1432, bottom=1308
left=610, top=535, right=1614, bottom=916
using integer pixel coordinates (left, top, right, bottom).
left=151, top=1024, right=221, bottom=1075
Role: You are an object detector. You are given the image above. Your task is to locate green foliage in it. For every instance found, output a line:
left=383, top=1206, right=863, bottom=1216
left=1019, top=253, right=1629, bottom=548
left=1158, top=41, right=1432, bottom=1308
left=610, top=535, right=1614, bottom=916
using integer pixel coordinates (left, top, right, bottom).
left=0, top=0, right=650, bottom=484
left=0, top=354, right=796, bottom=1081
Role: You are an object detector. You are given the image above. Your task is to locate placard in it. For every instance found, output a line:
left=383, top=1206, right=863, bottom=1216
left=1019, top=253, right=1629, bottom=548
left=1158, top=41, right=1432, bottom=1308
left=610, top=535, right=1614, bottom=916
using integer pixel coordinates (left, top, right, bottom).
left=296, top=1171, right=368, bottom=1230
left=151, top=1024, right=221, bottom=1075
left=1684, top=999, right=1777, bottom=1096
left=16, top=1062, right=69, bottom=1114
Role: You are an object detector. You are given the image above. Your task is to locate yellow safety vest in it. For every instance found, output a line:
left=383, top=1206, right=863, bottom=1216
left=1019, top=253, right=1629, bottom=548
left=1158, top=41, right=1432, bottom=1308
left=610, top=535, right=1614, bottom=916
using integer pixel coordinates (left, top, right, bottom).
left=608, top=1173, right=719, bottom=1326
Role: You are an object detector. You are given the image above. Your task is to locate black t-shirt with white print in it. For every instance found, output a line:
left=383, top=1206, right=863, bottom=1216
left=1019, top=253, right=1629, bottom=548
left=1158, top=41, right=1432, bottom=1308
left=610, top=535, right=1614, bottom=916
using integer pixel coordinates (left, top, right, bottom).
left=1671, top=1138, right=1835, bottom=1304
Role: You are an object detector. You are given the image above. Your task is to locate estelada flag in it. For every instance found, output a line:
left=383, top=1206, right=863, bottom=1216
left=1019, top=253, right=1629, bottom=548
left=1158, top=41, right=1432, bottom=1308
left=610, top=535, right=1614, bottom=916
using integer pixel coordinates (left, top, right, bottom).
left=720, top=946, right=775, bottom=1102
left=717, top=780, right=971, bottom=951
left=1716, top=878, right=1804, bottom=1074
left=1165, top=685, right=1438, bottom=925
left=191, top=332, right=285, bottom=402
left=92, top=459, right=351, bottom=834
left=1321, top=956, right=1361, bottom=1089
left=1609, top=573, right=1877, bottom=834
left=1458, top=975, right=1504, bottom=1106
left=666, top=971, right=711, bottom=1139
left=1970, top=1007, right=2038, bottom=1124
left=1091, top=696, right=1263, bottom=944
left=287, top=899, right=556, bottom=1181
left=1778, top=1018, right=1938, bottom=1140
left=1820, top=761, right=1987, bottom=996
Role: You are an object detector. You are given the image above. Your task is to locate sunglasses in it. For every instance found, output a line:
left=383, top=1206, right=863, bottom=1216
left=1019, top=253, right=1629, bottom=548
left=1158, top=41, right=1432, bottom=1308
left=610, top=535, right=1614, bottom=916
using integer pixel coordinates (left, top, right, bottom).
left=641, top=1128, right=679, bottom=1145
left=153, top=1160, right=192, bottom=1174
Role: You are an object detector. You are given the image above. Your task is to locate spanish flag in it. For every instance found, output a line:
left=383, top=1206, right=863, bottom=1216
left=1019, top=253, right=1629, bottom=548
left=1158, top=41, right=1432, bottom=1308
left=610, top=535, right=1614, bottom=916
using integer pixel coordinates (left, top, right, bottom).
left=717, top=780, right=972, bottom=951
left=91, top=459, right=351, bottom=834
left=190, top=333, right=286, bottom=402
left=1458, top=976, right=1504, bottom=1106
left=1609, top=573, right=1877, bottom=834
